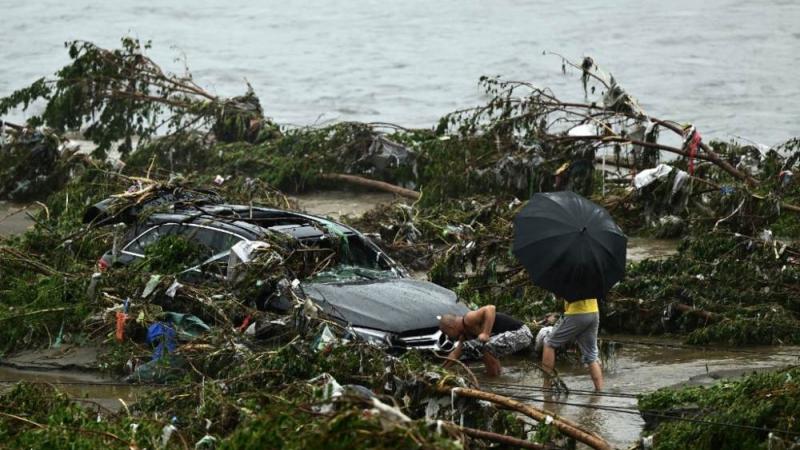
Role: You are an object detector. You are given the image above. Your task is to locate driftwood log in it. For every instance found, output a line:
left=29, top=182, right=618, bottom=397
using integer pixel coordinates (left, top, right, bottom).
left=320, top=173, right=421, bottom=200
left=439, top=386, right=612, bottom=450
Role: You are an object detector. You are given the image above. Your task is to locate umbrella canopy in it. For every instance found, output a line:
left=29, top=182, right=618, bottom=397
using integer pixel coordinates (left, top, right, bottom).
left=512, top=191, right=627, bottom=301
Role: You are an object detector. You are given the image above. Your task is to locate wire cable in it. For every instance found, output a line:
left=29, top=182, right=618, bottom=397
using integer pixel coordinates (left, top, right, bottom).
left=502, top=392, right=800, bottom=438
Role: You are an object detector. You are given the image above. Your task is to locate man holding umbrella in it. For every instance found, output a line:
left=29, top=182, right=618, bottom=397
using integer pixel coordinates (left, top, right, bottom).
left=513, top=191, right=627, bottom=392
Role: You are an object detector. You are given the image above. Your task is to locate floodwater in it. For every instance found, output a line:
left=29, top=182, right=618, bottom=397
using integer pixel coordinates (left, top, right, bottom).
left=479, top=338, right=800, bottom=448
left=0, top=366, right=151, bottom=412
left=2, top=336, right=796, bottom=447
left=3, top=0, right=800, bottom=145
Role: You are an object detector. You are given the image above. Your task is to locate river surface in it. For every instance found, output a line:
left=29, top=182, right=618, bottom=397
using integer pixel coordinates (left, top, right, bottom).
left=2, top=0, right=799, bottom=145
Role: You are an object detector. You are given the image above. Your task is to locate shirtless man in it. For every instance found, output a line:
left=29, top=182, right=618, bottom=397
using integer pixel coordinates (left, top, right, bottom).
left=438, top=305, right=533, bottom=377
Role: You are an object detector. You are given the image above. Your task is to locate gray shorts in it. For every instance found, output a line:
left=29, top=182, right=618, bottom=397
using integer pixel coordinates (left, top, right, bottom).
left=462, top=325, right=533, bottom=360
left=544, top=313, right=599, bottom=364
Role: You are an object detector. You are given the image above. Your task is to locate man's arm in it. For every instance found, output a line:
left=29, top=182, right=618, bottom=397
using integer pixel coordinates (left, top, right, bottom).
left=442, top=340, right=464, bottom=368
left=482, top=350, right=501, bottom=377
left=477, top=305, right=496, bottom=342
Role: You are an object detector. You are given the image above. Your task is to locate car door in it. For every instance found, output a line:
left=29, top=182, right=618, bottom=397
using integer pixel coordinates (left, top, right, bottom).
left=177, top=225, right=247, bottom=281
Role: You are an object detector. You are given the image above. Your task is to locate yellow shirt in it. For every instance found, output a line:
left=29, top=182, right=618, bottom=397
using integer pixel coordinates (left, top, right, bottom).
left=564, top=298, right=599, bottom=315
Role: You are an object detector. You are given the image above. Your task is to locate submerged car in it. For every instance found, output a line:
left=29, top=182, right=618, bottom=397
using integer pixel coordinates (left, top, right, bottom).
left=94, top=203, right=467, bottom=351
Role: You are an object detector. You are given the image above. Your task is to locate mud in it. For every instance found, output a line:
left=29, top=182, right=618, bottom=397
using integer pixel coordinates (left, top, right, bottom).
left=626, top=237, right=679, bottom=262
left=292, top=189, right=402, bottom=220
left=0, top=201, right=36, bottom=236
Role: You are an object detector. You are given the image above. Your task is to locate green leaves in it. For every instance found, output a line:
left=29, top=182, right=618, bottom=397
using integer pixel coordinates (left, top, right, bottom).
left=1, top=37, right=266, bottom=158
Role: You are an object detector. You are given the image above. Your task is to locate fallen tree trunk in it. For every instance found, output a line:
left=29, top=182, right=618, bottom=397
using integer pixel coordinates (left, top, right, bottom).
left=320, top=173, right=421, bottom=200
left=672, top=302, right=718, bottom=323
left=439, top=386, right=612, bottom=450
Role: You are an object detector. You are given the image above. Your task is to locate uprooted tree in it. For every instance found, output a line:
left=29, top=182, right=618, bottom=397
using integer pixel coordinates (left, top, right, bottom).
left=0, top=37, right=279, bottom=158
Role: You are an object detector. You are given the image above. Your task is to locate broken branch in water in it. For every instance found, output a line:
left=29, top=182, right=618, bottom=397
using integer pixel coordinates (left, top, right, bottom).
left=439, top=386, right=613, bottom=450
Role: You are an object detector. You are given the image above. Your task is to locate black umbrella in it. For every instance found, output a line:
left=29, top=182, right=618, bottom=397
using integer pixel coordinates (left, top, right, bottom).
left=512, top=191, right=627, bottom=301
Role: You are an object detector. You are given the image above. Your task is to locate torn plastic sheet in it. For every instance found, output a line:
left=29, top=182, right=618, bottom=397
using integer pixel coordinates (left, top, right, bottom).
left=359, top=135, right=417, bottom=178
left=142, top=274, right=162, bottom=298
left=165, top=280, right=182, bottom=298
left=313, top=324, right=338, bottom=352
left=633, top=164, right=673, bottom=189
left=226, top=240, right=273, bottom=280
left=310, top=373, right=344, bottom=414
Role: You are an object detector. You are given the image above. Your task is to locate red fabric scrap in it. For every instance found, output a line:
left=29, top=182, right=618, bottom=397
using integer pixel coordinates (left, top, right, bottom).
left=686, top=130, right=702, bottom=175
left=115, top=311, right=128, bottom=342
left=238, top=315, right=252, bottom=333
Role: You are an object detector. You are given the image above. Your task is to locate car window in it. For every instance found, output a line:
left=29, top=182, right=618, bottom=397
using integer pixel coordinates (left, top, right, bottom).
left=183, top=226, right=243, bottom=254
left=123, top=224, right=180, bottom=254
left=123, top=224, right=244, bottom=256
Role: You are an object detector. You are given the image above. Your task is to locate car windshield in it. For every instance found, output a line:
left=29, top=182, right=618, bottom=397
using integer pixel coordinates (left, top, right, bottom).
left=305, top=264, right=399, bottom=284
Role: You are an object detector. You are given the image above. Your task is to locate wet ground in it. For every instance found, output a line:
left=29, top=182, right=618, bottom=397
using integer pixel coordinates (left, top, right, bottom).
left=476, top=337, right=800, bottom=448
left=2, top=334, right=796, bottom=447
left=0, top=365, right=150, bottom=413
left=0, top=201, right=37, bottom=237
left=290, top=190, right=399, bottom=221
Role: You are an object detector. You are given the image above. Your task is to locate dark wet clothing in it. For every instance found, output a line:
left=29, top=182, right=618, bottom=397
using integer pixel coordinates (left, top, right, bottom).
left=489, top=312, right=524, bottom=335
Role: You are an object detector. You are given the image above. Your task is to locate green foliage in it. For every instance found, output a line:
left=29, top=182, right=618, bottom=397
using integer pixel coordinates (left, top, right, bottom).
left=638, top=367, right=800, bottom=450
left=0, top=275, right=88, bottom=354
left=139, top=235, right=210, bottom=274
left=0, top=37, right=269, bottom=158
left=222, top=407, right=462, bottom=450
left=610, top=232, right=800, bottom=344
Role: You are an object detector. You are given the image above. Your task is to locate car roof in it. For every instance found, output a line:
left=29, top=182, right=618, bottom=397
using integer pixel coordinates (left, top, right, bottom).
left=142, top=204, right=358, bottom=241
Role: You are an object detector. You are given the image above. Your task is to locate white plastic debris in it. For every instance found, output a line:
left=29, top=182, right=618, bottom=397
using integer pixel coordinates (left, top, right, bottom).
left=161, top=424, right=177, bottom=448
left=567, top=123, right=597, bottom=137
left=165, top=280, right=182, bottom=298
left=213, top=175, right=225, bottom=185
left=194, top=435, right=217, bottom=448
left=226, top=240, right=271, bottom=279
left=671, top=169, right=690, bottom=195
left=633, top=164, right=674, bottom=189
left=314, top=325, right=338, bottom=352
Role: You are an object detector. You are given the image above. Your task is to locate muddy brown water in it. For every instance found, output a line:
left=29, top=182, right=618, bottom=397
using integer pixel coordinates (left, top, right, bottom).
left=0, top=366, right=151, bottom=413
left=1, top=193, right=791, bottom=446
left=475, top=338, right=800, bottom=448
